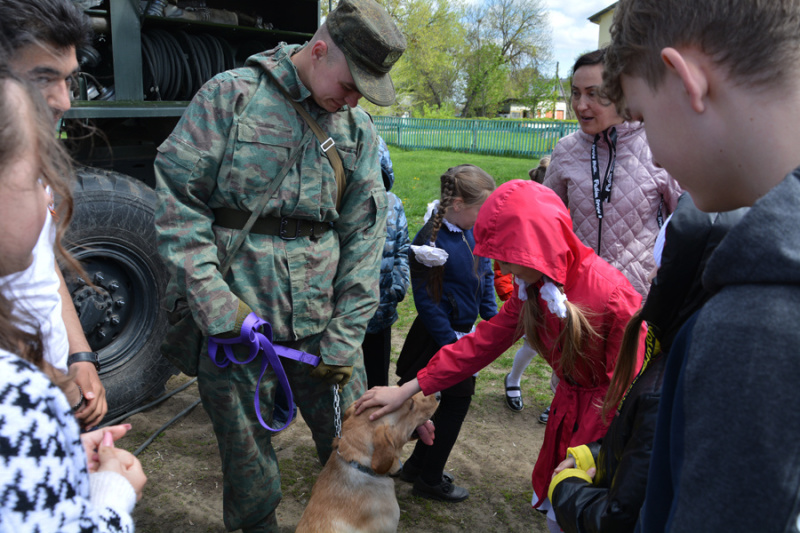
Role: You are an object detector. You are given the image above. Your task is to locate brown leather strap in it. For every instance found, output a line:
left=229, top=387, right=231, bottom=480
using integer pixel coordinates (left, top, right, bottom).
left=213, top=208, right=332, bottom=240
left=279, top=87, right=347, bottom=210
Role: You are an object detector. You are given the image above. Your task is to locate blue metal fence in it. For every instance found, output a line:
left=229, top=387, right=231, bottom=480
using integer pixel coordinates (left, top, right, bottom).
left=373, top=116, right=580, bottom=158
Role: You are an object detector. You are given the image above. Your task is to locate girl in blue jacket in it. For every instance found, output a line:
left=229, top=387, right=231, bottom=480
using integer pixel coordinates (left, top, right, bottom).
left=395, top=164, right=497, bottom=503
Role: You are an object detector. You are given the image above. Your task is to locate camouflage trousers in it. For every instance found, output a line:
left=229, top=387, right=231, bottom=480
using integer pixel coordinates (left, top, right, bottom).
left=197, top=333, right=367, bottom=532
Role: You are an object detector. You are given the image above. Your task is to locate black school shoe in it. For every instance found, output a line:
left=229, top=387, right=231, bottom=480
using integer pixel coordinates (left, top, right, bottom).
left=413, top=475, right=469, bottom=503
left=399, top=461, right=454, bottom=484
left=504, top=373, right=524, bottom=411
left=538, top=406, right=550, bottom=424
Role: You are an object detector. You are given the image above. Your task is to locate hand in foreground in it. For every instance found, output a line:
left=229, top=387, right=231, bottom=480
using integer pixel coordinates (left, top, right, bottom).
left=215, top=299, right=254, bottom=339
left=96, top=431, right=147, bottom=501
left=81, top=424, right=132, bottom=472
left=71, top=362, right=108, bottom=429
left=552, top=456, right=576, bottom=479
left=354, top=379, right=422, bottom=420
left=551, top=456, right=597, bottom=481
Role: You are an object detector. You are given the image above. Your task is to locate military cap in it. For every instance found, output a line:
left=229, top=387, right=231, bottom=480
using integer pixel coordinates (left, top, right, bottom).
left=327, top=0, right=406, bottom=106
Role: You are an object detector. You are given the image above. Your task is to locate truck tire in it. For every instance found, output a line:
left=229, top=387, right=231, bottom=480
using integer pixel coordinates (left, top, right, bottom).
left=65, top=167, right=175, bottom=420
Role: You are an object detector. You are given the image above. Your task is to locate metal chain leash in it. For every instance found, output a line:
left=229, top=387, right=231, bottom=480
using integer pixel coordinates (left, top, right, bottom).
left=332, top=384, right=342, bottom=439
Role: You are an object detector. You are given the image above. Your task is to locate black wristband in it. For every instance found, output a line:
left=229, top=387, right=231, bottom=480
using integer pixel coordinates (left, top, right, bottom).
left=71, top=385, right=86, bottom=412
left=67, top=351, right=100, bottom=372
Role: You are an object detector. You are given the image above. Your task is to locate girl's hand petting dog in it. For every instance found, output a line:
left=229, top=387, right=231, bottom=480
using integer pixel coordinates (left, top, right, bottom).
left=355, top=380, right=421, bottom=419
left=354, top=380, right=436, bottom=445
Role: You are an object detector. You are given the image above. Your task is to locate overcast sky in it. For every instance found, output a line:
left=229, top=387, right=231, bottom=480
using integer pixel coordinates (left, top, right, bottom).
left=544, top=0, right=612, bottom=78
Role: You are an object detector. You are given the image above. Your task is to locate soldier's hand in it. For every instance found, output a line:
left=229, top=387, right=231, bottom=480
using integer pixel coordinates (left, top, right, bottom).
left=310, top=362, right=353, bottom=387
left=215, top=300, right=253, bottom=339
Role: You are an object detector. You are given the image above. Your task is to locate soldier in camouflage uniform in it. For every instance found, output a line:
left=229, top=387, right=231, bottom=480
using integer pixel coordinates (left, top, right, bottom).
left=153, top=1, right=406, bottom=530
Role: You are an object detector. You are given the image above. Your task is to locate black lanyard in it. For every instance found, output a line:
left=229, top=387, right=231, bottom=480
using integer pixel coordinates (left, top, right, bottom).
left=592, top=127, right=617, bottom=255
left=591, top=127, right=618, bottom=220
left=591, top=127, right=618, bottom=254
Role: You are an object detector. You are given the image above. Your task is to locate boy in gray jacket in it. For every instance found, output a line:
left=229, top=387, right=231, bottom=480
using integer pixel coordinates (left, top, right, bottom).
left=602, top=0, right=800, bottom=531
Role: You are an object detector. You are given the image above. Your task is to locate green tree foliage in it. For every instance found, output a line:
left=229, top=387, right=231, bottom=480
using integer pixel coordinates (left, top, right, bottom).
left=462, top=42, right=508, bottom=117
left=322, top=0, right=552, bottom=119
left=392, top=0, right=467, bottom=111
left=461, top=0, right=551, bottom=117
left=507, top=66, right=559, bottom=116
left=417, top=101, right=458, bottom=118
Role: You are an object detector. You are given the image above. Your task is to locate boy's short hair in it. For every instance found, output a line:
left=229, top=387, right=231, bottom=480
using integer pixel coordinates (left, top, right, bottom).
left=603, top=0, right=800, bottom=114
left=0, top=0, right=91, bottom=52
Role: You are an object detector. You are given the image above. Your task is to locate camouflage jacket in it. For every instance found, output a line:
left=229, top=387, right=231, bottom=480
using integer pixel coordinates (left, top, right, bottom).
left=154, top=43, right=387, bottom=366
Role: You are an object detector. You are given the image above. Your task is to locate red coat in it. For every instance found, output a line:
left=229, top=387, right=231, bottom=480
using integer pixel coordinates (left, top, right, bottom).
left=416, top=180, right=645, bottom=508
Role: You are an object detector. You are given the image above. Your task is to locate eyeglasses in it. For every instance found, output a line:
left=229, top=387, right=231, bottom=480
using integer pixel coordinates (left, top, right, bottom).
left=571, top=89, right=612, bottom=107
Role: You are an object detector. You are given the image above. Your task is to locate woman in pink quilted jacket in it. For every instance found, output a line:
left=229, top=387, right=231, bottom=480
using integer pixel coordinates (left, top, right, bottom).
left=543, top=49, right=681, bottom=298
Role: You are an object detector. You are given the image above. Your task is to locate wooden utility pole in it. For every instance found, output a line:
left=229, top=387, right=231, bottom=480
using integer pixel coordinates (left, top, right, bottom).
left=552, top=62, right=559, bottom=119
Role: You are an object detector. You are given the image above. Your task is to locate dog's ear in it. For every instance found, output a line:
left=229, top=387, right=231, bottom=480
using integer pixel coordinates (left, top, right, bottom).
left=371, top=424, right=399, bottom=475
left=342, top=404, right=356, bottom=422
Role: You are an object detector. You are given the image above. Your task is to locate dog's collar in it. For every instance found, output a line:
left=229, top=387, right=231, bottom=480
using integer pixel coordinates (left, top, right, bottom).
left=337, top=450, right=384, bottom=477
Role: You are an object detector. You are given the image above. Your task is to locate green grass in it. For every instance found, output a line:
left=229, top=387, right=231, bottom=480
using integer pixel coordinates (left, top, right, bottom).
left=388, top=147, right=537, bottom=237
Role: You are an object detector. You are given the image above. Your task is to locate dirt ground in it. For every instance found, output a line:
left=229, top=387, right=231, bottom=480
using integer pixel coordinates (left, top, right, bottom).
left=119, top=360, right=551, bottom=533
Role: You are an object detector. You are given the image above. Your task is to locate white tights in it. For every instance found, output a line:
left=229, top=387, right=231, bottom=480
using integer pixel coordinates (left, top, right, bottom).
left=504, top=340, right=537, bottom=397
left=505, top=340, right=559, bottom=397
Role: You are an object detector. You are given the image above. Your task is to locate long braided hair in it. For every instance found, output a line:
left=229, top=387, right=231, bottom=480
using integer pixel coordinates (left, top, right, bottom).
left=426, top=164, right=495, bottom=303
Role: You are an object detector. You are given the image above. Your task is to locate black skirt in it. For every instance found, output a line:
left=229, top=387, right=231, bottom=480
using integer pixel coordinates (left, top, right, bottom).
left=396, top=316, right=475, bottom=397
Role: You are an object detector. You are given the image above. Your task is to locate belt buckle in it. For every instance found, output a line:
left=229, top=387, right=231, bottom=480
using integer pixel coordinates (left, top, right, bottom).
left=279, top=217, right=299, bottom=240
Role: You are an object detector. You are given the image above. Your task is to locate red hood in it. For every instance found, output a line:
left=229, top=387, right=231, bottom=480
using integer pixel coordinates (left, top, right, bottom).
left=473, top=180, right=594, bottom=287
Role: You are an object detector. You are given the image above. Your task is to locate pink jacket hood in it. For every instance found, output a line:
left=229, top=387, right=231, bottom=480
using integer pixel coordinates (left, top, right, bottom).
left=473, top=180, right=594, bottom=288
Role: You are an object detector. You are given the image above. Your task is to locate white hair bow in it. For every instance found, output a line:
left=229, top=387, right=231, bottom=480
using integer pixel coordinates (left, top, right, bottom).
left=516, top=275, right=568, bottom=319
left=540, top=277, right=568, bottom=319
left=411, top=243, right=449, bottom=267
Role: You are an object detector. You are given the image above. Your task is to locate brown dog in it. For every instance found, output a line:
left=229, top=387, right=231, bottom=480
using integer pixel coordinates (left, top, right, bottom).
left=296, top=389, right=439, bottom=533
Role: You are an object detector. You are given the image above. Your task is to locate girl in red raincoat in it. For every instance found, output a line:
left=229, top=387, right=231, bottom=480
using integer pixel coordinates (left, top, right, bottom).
left=356, top=179, right=645, bottom=532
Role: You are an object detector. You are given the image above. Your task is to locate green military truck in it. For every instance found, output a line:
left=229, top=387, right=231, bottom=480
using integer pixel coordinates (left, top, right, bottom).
left=63, top=0, right=320, bottom=419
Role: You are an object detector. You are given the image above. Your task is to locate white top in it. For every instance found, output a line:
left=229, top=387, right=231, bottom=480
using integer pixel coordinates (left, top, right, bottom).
left=0, top=212, right=70, bottom=371
left=0, top=350, right=136, bottom=532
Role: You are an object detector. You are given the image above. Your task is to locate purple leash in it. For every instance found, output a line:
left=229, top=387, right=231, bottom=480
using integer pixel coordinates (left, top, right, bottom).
left=207, top=312, right=320, bottom=432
